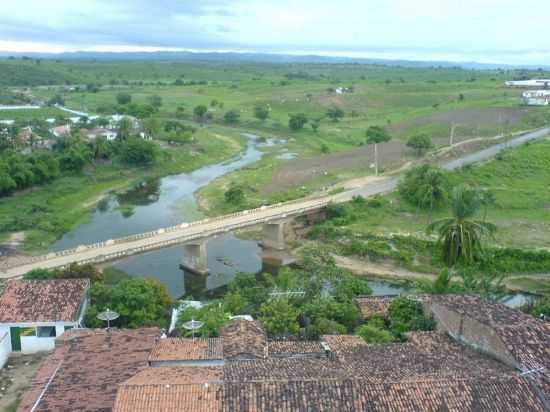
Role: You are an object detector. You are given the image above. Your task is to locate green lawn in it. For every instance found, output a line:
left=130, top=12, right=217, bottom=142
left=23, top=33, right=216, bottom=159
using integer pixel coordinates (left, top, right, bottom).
left=0, top=107, right=66, bottom=121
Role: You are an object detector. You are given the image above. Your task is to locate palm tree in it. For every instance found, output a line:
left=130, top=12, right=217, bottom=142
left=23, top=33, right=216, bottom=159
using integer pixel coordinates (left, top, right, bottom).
left=419, top=167, right=448, bottom=218
left=427, top=184, right=496, bottom=266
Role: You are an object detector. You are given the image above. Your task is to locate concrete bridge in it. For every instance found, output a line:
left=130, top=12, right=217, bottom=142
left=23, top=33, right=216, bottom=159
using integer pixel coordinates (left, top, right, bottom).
left=0, top=179, right=394, bottom=279
left=2, top=126, right=548, bottom=279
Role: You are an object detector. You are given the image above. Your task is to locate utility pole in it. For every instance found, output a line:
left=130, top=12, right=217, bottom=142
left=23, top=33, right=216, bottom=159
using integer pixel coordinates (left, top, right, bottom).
left=449, top=122, right=456, bottom=146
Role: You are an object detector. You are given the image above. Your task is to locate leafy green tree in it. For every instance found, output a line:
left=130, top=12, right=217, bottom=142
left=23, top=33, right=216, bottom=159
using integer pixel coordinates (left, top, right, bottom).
left=223, top=110, right=240, bottom=125
left=254, top=105, right=269, bottom=121
left=224, top=185, right=244, bottom=204
left=306, top=318, right=346, bottom=338
left=356, top=324, right=394, bottom=344
left=119, top=138, right=156, bottom=165
left=310, top=120, right=320, bottom=133
left=388, top=297, right=435, bottom=334
left=117, top=117, right=133, bottom=141
left=398, top=164, right=449, bottom=211
left=47, top=94, right=65, bottom=106
left=193, top=105, right=208, bottom=123
left=0, top=160, right=16, bottom=195
left=427, top=184, right=496, bottom=266
left=366, top=126, right=391, bottom=175
left=85, top=278, right=172, bottom=328
left=288, top=113, right=308, bottom=130
left=521, top=296, right=550, bottom=319
left=326, top=106, right=345, bottom=122
left=303, top=297, right=361, bottom=330
left=259, top=298, right=299, bottom=337
left=176, top=303, right=230, bottom=337
left=23, top=268, right=51, bottom=280
left=406, top=134, right=433, bottom=156
left=116, top=93, right=132, bottom=105
left=147, top=95, right=163, bottom=110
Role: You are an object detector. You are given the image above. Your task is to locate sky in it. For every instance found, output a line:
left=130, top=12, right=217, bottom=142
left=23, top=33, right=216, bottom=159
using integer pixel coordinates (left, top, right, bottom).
left=1, top=0, right=550, bottom=65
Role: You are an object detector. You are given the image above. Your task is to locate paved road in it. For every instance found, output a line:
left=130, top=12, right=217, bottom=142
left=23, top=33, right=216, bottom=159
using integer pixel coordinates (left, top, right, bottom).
left=2, top=127, right=548, bottom=278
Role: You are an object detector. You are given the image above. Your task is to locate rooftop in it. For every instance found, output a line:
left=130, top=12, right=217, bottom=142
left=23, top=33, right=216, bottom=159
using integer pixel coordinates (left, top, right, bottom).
left=17, top=328, right=160, bottom=412
left=149, top=337, right=223, bottom=362
left=354, top=295, right=395, bottom=319
left=0, top=279, right=90, bottom=323
left=221, top=318, right=267, bottom=360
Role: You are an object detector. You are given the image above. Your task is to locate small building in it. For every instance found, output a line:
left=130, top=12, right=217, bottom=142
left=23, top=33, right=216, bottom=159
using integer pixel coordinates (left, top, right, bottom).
left=505, top=79, right=550, bottom=88
left=82, top=127, right=117, bottom=141
left=522, top=90, right=550, bottom=106
left=0, top=279, right=90, bottom=359
left=50, top=124, right=71, bottom=138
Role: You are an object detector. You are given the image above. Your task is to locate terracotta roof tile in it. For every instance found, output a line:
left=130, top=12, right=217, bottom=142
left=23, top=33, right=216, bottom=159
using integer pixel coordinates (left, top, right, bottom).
left=0, top=279, right=89, bottom=323
left=123, top=366, right=223, bottom=385
left=267, top=340, right=324, bottom=357
left=221, top=319, right=267, bottom=360
left=149, top=338, right=223, bottom=362
left=17, top=328, right=160, bottom=412
left=354, top=295, right=395, bottom=319
left=114, top=383, right=222, bottom=412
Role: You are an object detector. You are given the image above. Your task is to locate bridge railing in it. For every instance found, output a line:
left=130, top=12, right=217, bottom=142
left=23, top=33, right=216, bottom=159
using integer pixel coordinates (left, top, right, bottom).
left=6, top=193, right=335, bottom=271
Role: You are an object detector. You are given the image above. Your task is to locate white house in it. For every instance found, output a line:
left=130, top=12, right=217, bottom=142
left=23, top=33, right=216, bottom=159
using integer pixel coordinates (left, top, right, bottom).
left=83, top=127, right=118, bottom=141
left=0, top=278, right=90, bottom=364
left=522, top=90, right=550, bottom=106
left=505, top=79, right=550, bottom=88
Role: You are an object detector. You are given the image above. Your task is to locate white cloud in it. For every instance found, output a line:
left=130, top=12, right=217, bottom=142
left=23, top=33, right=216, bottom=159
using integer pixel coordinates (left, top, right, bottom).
left=1, top=0, right=549, bottom=64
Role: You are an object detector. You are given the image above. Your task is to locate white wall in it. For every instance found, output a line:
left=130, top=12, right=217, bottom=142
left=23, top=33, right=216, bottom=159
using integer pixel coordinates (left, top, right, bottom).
left=0, top=328, right=10, bottom=369
left=0, top=322, right=77, bottom=354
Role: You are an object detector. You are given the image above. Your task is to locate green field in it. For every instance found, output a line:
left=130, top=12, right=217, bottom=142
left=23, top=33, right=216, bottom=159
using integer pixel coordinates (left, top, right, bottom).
left=2, top=59, right=550, bottom=253
left=0, top=107, right=66, bottom=121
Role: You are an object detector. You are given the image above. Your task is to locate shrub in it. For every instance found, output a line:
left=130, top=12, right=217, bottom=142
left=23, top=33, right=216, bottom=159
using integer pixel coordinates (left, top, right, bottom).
left=356, top=324, right=395, bottom=344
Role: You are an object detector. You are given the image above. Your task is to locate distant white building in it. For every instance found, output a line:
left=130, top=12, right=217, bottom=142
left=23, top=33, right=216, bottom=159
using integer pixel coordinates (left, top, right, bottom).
left=51, top=124, right=71, bottom=137
left=83, top=127, right=118, bottom=141
left=0, top=279, right=90, bottom=365
left=505, top=79, right=550, bottom=88
left=522, top=90, right=550, bottom=106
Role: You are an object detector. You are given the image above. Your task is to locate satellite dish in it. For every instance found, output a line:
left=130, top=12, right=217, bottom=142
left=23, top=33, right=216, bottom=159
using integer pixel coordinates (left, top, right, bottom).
left=182, top=319, right=204, bottom=340
left=97, top=308, right=120, bottom=329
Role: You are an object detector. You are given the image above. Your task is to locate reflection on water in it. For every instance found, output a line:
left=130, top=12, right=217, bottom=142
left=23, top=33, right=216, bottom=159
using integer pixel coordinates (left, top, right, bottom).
left=52, top=136, right=268, bottom=298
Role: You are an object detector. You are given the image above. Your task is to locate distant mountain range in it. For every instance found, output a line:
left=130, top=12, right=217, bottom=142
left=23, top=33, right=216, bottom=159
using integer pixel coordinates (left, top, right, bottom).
left=0, top=50, right=548, bottom=70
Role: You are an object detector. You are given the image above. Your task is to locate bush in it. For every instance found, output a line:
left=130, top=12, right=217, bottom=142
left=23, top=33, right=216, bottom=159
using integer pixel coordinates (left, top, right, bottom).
left=260, top=298, right=300, bottom=337
left=119, top=138, right=156, bottom=165
left=356, top=324, right=395, bottom=344
left=116, top=93, right=132, bottom=105
left=288, top=113, right=308, bottom=130
left=254, top=105, right=269, bottom=121
left=388, top=297, right=435, bottom=333
left=223, top=110, right=240, bottom=124
left=224, top=185, right=244, bottom=204
left=306, top=318, right=347, bottom=338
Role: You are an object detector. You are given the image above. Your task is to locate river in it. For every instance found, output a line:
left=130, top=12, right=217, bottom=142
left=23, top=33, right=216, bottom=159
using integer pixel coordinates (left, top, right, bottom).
left=51, top=131, right=541, bottom=306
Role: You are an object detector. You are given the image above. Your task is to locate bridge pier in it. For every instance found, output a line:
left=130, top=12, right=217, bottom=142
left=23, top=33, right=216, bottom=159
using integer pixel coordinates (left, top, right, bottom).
left=180, top=240, right=209, bottom=275
left=262, top=220, right=287, bottom=250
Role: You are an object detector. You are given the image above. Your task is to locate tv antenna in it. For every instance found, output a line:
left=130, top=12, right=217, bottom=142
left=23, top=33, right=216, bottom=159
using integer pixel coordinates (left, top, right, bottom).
left=182, top=319, right=204, bottom=341
left=97, top=308, right=120, bottom=329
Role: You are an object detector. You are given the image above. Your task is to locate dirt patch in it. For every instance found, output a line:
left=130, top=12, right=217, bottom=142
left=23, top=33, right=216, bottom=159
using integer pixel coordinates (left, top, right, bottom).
left=0, top=352, right=49, bottom=411
left=264, top=140, right=409, bottom=193
left=315, top=94, right=345, bottom=107
left=333, top=255, right=436, bottom=282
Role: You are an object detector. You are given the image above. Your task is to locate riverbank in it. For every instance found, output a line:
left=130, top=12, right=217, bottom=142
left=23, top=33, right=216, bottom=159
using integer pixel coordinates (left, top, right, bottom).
left=0, top=129, right=245, bottom=253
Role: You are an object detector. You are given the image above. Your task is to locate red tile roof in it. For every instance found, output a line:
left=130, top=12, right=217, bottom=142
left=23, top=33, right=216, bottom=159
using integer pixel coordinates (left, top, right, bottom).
left=221, top=319, right=267, bottom=360
left=17, top=328, right=160, bottom=412
left=0, top=279, right=89, bottom=323
left=124, top=366, right=223, bottom=385
left=354, top=295, right=394, bottom=319
left=114, top=383, right=222, bottom=412
left=267, top=340, right=324, bottom=357
left=149, top=338, right=223, bottom=362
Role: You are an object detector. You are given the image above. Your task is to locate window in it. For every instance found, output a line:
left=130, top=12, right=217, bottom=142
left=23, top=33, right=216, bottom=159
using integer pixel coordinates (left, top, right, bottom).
left=37, top=326, right=56, bottom=338
left=20, top=327, right=36, bottom=337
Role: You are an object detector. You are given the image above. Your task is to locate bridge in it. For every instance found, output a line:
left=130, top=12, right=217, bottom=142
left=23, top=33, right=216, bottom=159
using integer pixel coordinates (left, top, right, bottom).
left=1, top=126, right=548, bottom=279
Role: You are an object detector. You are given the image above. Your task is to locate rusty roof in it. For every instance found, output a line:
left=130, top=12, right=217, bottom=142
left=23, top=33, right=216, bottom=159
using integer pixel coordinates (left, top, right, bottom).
left=149, top=338, right=223, bottom=362
left=0, top=279, right=89, bottom=323
left=354, top=295, right=395, bottom=319
left=221, top=319, right=267, bottom=360
left=17, top=328, right=160, bottom=412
